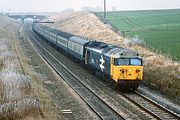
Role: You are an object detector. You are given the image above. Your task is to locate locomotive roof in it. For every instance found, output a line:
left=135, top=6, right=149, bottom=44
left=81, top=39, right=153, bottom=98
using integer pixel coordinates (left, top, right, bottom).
left=87, top=41, right=109, bottom=50
left=102, top=45, right=139, bottom=58
left=104, top=47, right=119, bottom=56
left=111, top=49, right=139, bottom=58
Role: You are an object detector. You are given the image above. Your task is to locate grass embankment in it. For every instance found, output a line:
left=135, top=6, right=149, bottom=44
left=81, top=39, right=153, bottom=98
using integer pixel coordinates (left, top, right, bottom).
left=50, top=12, right=180, bottom=103
left=0, top=16, right=59, bottom=119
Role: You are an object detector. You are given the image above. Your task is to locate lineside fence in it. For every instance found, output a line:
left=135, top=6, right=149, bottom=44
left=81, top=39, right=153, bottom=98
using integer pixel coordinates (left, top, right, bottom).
left=92, top=12, right=126, bottom=37
left=93, top=12, right=180, bottom=62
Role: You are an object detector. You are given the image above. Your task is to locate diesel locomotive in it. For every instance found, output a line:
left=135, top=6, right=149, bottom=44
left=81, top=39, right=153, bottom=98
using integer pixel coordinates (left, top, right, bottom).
left=33, top=23, right=143, bottom=90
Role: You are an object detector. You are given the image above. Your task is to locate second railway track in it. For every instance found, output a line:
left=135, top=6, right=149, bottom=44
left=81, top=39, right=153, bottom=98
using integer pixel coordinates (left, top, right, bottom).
left=121, top=91, right=180, bottom=120
left=22, top=23, right=125, bottom=120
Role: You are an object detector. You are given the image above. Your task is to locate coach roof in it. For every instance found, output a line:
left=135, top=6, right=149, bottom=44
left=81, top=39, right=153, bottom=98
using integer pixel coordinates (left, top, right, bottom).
left=69, top=36, right=89, bottom=45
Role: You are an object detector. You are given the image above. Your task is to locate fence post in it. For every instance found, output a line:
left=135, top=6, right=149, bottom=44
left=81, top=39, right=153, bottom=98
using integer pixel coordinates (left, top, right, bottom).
left=178, top=49, right=179, bottom=61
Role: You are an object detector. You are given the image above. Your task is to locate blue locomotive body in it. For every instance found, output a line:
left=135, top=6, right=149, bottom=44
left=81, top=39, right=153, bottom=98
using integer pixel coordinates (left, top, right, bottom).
left=85, top=42, right=111, bottom=77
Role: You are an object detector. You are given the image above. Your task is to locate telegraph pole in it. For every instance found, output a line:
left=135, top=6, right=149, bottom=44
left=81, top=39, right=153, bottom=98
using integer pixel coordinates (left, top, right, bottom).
left=104, top=0, right=106, bottom=20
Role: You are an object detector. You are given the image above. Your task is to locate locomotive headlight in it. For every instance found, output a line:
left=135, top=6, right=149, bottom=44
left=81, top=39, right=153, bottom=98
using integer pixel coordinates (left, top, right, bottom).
left=129, top=69, right=132, bottom=72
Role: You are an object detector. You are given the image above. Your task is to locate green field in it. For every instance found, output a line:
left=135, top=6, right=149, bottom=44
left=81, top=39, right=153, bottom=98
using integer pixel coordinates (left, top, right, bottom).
left=97, top=9, right=180, bottom=61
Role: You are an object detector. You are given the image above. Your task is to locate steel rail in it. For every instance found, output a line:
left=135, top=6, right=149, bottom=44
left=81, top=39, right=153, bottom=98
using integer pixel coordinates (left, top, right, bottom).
left=135, top=91, right=180, bottom=120
left=121, top=91, right=180, bottom=120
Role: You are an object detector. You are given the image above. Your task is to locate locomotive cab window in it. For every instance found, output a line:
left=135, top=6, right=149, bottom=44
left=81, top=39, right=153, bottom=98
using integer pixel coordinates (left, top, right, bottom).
left=114, top=58, right=142, bottom=66
left=130, top=58, right=142, bottom=66
left=114, top=58, right=129, bottom=65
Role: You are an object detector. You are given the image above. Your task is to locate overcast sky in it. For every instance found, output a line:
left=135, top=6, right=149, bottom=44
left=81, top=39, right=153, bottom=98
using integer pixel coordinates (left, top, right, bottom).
left=1, top=0, right=180, bottom=12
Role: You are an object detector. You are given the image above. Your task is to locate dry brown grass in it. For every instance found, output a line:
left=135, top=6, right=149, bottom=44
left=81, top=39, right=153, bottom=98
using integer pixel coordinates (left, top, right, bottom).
left=0, top=40, right=41, bottom=119
left=0, top=48, right=41, bottom=120
left=0, top=16, right=44, bottom=120
left=47, top=12, right=180, bottom=101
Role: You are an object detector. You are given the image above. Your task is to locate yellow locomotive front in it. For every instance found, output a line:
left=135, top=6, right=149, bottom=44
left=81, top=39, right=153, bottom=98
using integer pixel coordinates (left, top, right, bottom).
left=110, top=50, right=143, bottom=90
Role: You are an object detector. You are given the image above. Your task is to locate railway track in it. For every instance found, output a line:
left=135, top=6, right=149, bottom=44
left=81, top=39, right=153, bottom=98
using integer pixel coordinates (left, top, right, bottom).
left=122, top=91, right=180, bottom=120
left=22, top=23, right=125, bottom=120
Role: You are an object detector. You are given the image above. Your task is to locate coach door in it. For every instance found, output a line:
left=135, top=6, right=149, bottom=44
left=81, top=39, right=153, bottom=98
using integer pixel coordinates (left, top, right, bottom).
left=85, top=50, right=90, bottom=65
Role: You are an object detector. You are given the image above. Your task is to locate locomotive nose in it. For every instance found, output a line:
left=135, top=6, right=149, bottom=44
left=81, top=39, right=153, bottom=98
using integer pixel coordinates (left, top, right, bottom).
left=119, top=67, right=143, bottom=80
